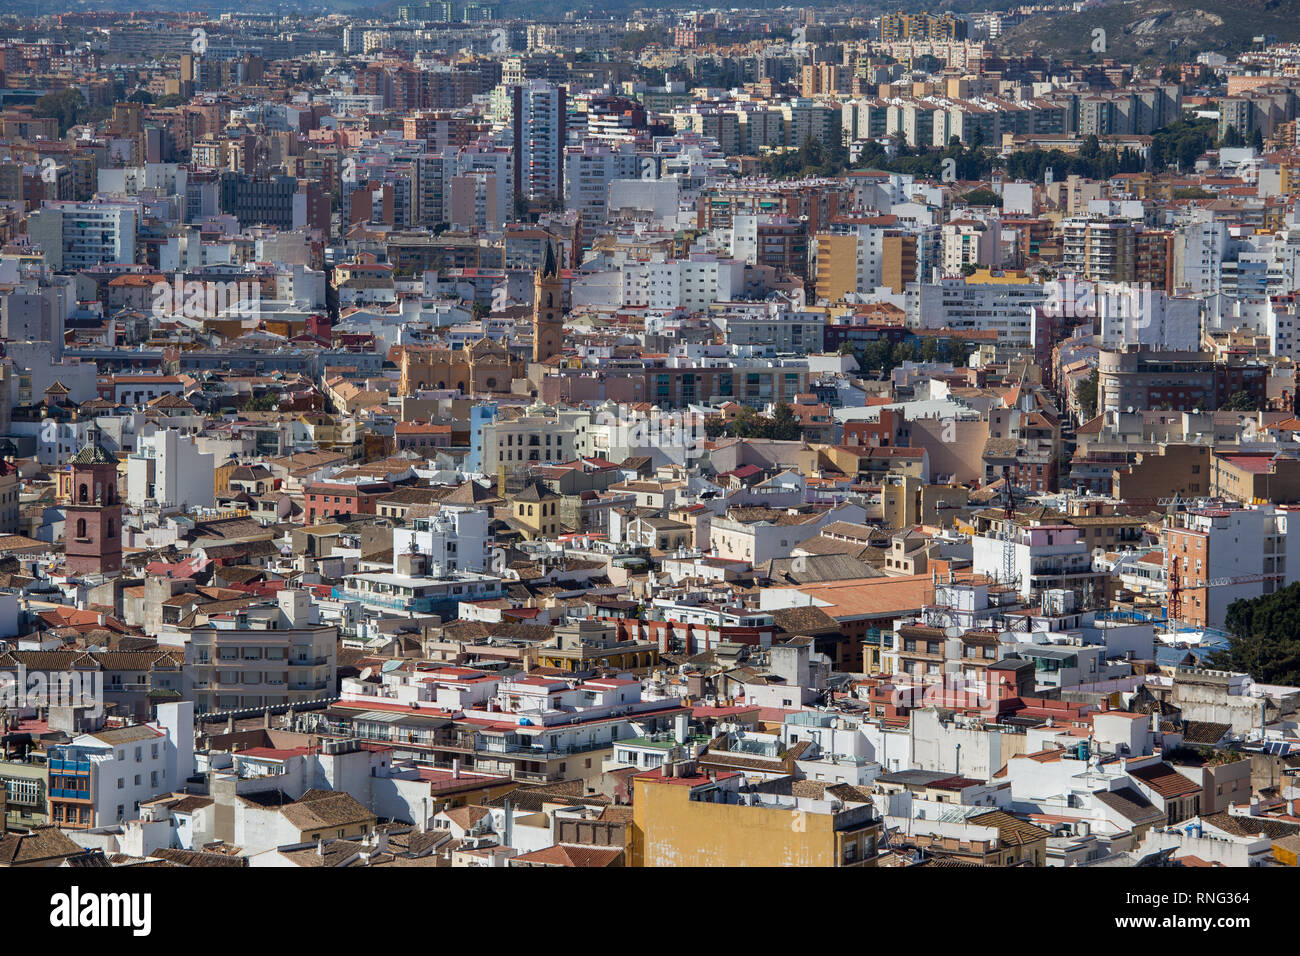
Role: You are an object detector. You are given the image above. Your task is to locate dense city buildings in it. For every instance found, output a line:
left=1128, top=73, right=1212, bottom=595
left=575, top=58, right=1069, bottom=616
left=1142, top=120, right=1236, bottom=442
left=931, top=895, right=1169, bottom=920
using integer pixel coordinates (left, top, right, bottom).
left=0, top=2, right=1298, bottom=885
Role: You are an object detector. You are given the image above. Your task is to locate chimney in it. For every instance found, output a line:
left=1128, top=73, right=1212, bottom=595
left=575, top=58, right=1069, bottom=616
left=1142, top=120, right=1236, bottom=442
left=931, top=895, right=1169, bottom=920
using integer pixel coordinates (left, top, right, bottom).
left=452, top=758, right=460, bottom=779
left=316, top=836, right=324, bottom=857
left=674, top=711, right=689, bottom=745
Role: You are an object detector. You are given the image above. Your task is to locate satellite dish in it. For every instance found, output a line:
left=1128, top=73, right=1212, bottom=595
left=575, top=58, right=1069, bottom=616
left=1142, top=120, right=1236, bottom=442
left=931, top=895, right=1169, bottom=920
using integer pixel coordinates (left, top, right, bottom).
left=358, top=667, right=373, bottom=681
left=944, top=626, right=963, bottom=638
left=381, top=659, right=403, bottom=673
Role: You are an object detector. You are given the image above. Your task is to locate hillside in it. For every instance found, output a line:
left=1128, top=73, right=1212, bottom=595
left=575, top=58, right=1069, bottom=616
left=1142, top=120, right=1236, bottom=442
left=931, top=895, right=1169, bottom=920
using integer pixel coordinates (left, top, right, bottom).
left=998, top=0, right=1300, bottom=62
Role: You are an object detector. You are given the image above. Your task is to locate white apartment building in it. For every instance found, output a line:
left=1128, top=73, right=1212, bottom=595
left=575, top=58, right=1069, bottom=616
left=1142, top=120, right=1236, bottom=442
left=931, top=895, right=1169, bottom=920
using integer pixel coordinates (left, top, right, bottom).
left=1163, top=505, right=1300, bottom=629
left=126, top=428, right=216, bottom=511
left=513, top=80, right=566, bottom=201
left=942, top=218, right=1001, bottom=273
left=908, top=277, right=1047, bottom=345
left=710, top=504, right=866, bottom=564
left=27, top=202, right=139, bottom=272
left=715, top=302, right=826, bottom=352
left=392, top=505, right=493, bottom=573
left=46, top=702, right=194, bottom=829
left=563, top=143, right=642, bottom=245
left=1173, top=216, right=1229, bottom=294
left=1096, top=288, right=1200, bottom=351
left=166, top=590, right=338, bottom=713
left=621, top=254, right=745, bottom=311
left=479, top=413, right=580, bottom=474
left=971, top=524, right=1093, bottom=600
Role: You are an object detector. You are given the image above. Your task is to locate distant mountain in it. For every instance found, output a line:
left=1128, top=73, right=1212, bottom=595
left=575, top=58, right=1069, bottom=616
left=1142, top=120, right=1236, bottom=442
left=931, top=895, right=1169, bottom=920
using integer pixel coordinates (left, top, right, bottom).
left=999, top=0, right=1300, bottom=62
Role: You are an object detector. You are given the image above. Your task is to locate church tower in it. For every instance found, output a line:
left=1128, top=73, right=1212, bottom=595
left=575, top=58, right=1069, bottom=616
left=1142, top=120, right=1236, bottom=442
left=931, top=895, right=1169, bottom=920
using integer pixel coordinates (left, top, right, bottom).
left=65, top=426, right=122, bottom=577
left=532, top=241, right=563, bottom=365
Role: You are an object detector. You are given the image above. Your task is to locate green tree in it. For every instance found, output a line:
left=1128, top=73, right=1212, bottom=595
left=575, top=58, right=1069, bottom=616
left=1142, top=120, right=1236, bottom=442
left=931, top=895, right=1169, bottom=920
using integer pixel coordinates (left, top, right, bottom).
left=1220, top=125, right=1245, bottom=148
left=1076, top=368, right=1100, bottom=421
left=34, top=88, right=89, bottom=136
left=769, top=401, right=800, bottom=441
left=243, top=395, right=277, bottom=412
left=726, top=405, right=764, bottom=439
left=1208, top=582, right=1300, bottom=686
left=1221, top=390, right=1256, bottom=412
left=959, top=188, right=1001, bottom=206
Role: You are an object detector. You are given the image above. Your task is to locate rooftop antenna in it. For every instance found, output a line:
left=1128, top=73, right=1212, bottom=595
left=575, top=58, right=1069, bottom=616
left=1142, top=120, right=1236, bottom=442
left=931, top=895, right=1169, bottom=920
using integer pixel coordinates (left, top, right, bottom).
left=1000, top=482, right=1018, bottom=590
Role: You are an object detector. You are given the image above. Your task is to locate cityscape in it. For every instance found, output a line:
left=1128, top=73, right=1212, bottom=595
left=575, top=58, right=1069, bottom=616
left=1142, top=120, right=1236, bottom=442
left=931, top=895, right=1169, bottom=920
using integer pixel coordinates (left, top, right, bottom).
left=0, top=1, right=1295, bottom=881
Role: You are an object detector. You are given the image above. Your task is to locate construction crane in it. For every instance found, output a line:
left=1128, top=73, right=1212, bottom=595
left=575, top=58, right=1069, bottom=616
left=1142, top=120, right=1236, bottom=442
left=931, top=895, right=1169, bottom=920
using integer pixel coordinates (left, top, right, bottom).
left=1167, top=554, right=1182, bottom=635
left=1196, top=572, right=1285, bottom=591
left=1166, top=562, right=1280, bottom=636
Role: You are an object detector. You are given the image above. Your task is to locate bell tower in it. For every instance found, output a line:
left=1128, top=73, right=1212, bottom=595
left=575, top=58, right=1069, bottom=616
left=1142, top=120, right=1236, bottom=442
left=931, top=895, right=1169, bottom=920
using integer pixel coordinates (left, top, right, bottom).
left=532, top=241, right=563, bottom=365
left=65, top=426, right=122, bottom=577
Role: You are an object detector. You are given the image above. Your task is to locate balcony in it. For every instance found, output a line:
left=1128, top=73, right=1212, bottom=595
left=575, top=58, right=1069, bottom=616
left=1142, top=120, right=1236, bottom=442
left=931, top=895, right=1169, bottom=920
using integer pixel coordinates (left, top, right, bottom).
left=289, top=680, right=331, bottom=692
left=49, top=788, right=91, bottom=801
left=48, top=759, right=91, bottom=774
